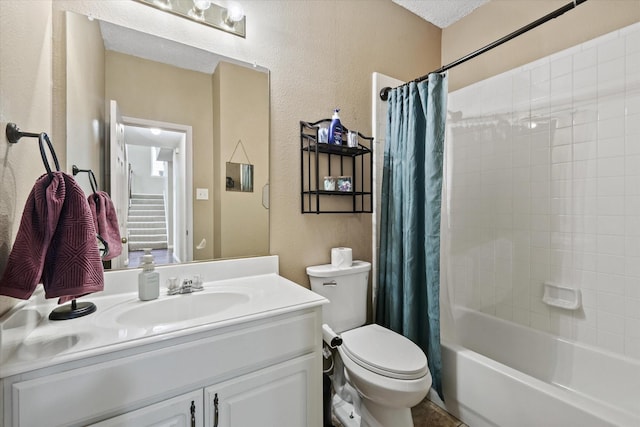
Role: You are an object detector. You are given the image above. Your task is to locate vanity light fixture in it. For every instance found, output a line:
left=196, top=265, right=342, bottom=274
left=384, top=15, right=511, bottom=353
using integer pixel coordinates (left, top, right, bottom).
left=134, top=0, right=246, bottom=38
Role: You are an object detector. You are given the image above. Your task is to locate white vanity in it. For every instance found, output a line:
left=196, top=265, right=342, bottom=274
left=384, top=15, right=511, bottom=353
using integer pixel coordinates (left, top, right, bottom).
left=0, top=256, right=326, bottom=427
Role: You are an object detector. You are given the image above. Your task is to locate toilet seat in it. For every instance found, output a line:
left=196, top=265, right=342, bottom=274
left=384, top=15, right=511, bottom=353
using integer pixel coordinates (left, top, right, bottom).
left=340, top=324, right=428, bottom=380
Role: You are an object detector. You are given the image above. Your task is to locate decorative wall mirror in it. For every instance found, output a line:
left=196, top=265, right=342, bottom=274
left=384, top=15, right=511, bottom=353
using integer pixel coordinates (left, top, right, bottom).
left=226, top=162, right=254, bottom=192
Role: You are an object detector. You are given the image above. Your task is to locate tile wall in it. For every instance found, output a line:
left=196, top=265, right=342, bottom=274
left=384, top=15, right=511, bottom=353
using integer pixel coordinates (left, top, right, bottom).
left=446, top=23, right=640, bottom=359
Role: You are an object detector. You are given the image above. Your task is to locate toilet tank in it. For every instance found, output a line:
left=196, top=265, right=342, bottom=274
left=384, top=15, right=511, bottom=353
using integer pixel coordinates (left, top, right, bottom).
left=306, top=261, right=371, bottom=333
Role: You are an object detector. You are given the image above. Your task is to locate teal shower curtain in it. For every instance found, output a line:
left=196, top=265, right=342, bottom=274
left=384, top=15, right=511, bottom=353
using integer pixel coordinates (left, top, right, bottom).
left=376, top=74, right=447, bottom=399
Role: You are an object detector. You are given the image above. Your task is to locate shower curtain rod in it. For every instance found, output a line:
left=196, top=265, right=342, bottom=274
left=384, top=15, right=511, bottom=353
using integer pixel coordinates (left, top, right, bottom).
left=380, top=0, right=589, bottom=100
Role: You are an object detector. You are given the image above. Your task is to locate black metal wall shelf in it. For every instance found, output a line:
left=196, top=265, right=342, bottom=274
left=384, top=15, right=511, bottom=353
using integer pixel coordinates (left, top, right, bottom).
left=300, top=119, right=373, bottom=214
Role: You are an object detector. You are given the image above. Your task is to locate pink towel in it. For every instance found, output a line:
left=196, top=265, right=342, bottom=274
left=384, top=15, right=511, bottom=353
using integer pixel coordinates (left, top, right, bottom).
left=0, top=172, right=104, bottom=303
left=88, top=191, right=122, bottom=261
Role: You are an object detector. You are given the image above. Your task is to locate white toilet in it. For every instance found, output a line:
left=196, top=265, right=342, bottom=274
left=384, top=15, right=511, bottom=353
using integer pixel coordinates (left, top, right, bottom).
left=307, top=261, right=431, bottom=427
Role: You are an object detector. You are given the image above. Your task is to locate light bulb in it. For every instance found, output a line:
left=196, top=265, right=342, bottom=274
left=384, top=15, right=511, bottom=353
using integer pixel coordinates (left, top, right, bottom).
left=193, top=0, right=211, bottom=11
left=223, top=2, right=244, bottom=26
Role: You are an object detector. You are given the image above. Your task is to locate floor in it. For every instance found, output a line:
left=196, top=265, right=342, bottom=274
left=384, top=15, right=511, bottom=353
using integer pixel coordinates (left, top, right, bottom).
left=411, top=398, right=468, bottom=427
left=332, top=398, right=467, bottom=427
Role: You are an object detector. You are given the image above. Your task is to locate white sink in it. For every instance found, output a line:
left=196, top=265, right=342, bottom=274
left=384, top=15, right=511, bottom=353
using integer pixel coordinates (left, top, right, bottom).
left=113, top=292, right=251, bottom=327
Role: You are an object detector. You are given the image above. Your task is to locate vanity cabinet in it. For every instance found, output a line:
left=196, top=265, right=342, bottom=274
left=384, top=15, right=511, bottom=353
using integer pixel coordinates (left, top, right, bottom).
left=203, top=355, right=315, bottom=427
left=1, top=308, right=323, bottom=427
left=90, top=390, right=204, bottom=427
left=90, top=355, right=316, bottom=427
left=300, top=119, right=373, bottom=214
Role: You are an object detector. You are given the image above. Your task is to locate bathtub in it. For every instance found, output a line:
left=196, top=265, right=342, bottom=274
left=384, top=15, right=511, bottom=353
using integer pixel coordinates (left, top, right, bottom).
left=428, top=306, right=640, bottom=427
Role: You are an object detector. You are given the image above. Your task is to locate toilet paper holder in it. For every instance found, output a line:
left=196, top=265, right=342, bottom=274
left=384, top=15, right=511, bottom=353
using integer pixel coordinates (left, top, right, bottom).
left=322, top=324, right=342, bottom=348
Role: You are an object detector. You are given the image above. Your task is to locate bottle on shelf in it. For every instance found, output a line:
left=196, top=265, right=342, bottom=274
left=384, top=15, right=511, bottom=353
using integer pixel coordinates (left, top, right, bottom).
left=328, top=109, right=343, bottom=146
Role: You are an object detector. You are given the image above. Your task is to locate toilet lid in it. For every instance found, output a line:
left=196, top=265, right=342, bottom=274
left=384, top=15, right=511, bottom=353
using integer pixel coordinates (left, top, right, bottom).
left=341, top=324, right=429, bottom=380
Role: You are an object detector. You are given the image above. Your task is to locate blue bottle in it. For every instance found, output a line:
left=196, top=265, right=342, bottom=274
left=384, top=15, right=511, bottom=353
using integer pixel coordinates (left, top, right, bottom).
left=328, top=109, right=343, bottom=145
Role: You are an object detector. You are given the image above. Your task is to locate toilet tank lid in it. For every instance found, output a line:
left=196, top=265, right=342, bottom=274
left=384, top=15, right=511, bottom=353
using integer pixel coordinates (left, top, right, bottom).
left=306, top=261, right=371, bottom=277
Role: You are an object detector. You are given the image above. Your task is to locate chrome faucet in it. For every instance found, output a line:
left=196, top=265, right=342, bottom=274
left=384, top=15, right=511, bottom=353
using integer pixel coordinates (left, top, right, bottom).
left=167, top=275, right=204, bottom=295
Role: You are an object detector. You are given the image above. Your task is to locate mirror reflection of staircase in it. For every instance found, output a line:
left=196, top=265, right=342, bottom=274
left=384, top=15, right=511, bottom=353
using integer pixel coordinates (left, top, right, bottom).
left=127, top=193, right=168, bottom=252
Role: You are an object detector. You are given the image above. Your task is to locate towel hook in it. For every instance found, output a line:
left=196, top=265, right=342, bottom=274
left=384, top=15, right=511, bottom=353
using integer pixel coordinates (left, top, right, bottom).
left=6, top=123, right=60, bottom=182
left=6, top=122, right=40, bottom=143
left=72, top=165, right=99, bottom=194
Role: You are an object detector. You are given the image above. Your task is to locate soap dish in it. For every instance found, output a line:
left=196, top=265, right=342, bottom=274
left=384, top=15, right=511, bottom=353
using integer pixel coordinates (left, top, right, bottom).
left=542, top=282, right=581, bottom=310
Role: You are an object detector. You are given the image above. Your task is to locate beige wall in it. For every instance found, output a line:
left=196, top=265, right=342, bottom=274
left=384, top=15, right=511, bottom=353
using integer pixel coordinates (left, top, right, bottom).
left=443, top=0, right=640, bottom=91
left=216, top=62, right=269, bottom=259
left=65, top=11, right=105, bottom=195
left=104, top=51, right=215, bottom=260
left=0, top=1, right=53, bottom=314
left=212, top=65, right=222, bottom=258
left=49, top=0, right=442, bottom=287
left=0, top=0, right=440, bottom=316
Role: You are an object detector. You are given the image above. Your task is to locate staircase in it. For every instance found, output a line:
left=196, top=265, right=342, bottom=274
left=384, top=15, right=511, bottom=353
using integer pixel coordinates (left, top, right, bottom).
left=127, top=193, right=168, bottom=251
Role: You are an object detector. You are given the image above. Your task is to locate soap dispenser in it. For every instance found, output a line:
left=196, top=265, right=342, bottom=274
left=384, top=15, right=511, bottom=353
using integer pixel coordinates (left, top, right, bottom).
left=328, top=108, right=343, bottom=145
left=138, top=248, right=160, bottom=301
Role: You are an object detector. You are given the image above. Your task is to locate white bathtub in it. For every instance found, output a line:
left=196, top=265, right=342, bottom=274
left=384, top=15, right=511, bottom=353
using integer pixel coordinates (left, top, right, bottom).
left=429, top=307, right=640, bottom=427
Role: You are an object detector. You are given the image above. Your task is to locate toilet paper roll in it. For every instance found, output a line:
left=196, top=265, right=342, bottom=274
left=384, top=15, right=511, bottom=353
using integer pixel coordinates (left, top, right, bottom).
left=331, top=247, right=352, bottom=269
left=322, top=324, right=342, bottom=348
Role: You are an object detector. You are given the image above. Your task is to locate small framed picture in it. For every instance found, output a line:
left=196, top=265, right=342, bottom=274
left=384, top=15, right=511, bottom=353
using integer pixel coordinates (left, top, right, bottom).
left=324, top=176, right=336, bottom=191
left=337, top=176, right=352, bottom=192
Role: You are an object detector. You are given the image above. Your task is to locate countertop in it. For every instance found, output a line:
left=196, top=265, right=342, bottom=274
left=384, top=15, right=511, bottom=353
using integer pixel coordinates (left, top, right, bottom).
left=0, top=256, right=326, bottom=378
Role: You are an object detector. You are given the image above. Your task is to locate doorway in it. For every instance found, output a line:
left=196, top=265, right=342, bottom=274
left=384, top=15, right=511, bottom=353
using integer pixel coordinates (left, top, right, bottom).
left=121, top=116, right=193, bottom=266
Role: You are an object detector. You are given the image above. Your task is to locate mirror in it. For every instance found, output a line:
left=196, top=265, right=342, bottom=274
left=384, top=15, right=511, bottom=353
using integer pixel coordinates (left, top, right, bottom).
left=226, top=162, right=254, bottom=192
left=63, top=11, right=269, bottom=270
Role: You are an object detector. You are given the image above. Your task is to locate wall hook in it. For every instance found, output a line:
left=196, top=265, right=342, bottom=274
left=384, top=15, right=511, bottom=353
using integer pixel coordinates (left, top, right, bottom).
left=5, top=122, right=40, bottom=144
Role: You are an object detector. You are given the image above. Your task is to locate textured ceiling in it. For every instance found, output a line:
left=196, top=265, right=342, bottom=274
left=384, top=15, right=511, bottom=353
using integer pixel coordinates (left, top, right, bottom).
left=99, top=20, right=222, bottom=74
left=98, top=19, right=267, bottom=75
left=392, top=0, right=489, bottom=28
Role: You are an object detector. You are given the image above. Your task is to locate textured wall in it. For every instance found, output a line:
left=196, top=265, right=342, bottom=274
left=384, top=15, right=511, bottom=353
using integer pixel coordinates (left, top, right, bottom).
left=442, top=0, right=640, bottom=91
left=0, top=0, right=441, bottom=316
left=50, top=0, right=442, bottom=287
left=0, top=1, right=53, bottom=315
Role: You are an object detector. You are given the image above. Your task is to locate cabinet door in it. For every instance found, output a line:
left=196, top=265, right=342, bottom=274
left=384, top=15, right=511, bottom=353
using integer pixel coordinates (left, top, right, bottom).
left=90, top=390, right=203, bottom=427
left=204, top=354, right=320, bottom=427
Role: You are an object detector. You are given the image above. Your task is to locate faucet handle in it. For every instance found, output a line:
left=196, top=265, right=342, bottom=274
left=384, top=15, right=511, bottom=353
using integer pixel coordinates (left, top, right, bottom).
left=192, top=274, right=204, bottom=291
left=167, top=277, right=179, bottom=292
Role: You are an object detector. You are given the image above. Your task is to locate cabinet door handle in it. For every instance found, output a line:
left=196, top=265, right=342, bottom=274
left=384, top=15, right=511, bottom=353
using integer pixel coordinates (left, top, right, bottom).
left=190, top=400, right=196, bottom=427
left=213, top=393, right=219, bottom=427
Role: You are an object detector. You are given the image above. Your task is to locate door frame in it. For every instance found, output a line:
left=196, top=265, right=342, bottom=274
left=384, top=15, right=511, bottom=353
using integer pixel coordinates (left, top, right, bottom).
left=122, top=115, right=193, bottom=263
left=371, top=72, right=404, bottom=318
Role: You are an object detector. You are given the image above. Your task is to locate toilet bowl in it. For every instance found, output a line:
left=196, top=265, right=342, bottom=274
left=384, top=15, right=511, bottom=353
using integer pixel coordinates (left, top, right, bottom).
left=307, top=261, right=431, bottom=427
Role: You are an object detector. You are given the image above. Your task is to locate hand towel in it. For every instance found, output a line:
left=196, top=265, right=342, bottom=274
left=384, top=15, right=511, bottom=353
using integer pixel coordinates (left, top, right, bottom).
left=0, top=172, right=104, bottom=302
left=88, top=191, right=122, bottom=261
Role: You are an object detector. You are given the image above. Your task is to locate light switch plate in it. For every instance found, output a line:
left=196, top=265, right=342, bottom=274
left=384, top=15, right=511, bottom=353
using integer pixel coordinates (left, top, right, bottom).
left=196, top=188, right=209, bottom=200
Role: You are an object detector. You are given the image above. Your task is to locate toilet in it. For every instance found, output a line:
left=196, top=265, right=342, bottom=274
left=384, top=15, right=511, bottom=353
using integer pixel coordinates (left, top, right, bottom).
left=307, top=261, right=431, bottom=427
